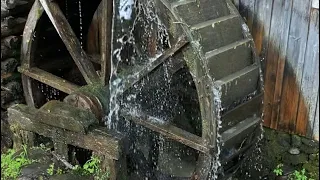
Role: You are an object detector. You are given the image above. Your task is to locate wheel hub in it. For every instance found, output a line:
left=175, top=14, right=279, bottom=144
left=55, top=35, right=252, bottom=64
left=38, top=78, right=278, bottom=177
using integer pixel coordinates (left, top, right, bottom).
left=64, top=84, right=109, bottom=124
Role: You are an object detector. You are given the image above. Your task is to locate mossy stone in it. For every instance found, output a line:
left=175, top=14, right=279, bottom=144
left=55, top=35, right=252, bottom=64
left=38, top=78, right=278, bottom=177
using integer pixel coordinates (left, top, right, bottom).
left=291, top=135, right=302, bottom=147
left=308, top=153, right=319, bottom=161
left=263, top=128, right=277, bottom=141
left=283, top=152, right=308, bottom=165
left=301, top=138, right=318, bottom=148
left=300, top=145, right=319, bottom=154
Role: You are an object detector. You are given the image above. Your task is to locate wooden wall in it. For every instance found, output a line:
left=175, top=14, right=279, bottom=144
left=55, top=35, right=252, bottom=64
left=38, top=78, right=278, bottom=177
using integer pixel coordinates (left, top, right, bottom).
left=233, top=0, right=319, bottom=140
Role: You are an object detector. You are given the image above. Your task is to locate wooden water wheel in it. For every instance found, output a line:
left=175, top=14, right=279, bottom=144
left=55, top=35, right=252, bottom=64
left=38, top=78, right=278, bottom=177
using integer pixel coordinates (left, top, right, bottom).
left=17, top=0, right=263, bottom=179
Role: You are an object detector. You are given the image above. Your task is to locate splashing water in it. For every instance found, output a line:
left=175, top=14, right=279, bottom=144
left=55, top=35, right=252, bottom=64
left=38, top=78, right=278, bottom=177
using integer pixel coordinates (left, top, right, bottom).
left=119, top=0, right=134, bottom=20
left=106, top=0, right=169, bottom=130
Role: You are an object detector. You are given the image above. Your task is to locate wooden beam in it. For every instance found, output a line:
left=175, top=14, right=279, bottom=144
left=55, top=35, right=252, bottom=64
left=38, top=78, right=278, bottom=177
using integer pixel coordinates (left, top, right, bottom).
left=121, top=109, right=210, bottom=154
left=18, top=66, right=79, bottom=94
left=121, top=37, right=188, bottom=92
left=8, top=104, right=123, bottom=160
left=100, top=0, right=113, bottom=85
left=39, top=0, right=100, bottom=84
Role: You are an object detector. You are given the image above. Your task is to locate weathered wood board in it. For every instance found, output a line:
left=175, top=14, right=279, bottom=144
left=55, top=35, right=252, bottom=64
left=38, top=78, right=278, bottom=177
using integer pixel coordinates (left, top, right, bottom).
left=237, top=0, right=319, bottom=140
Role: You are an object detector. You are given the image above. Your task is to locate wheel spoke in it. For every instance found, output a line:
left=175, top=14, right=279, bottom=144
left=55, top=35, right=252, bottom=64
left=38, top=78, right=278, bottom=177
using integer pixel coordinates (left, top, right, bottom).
left=18, top=66, right=80, bottom=94
left=121, top=36, right=188, bottom=92
left=39, top=0, right=100, bottom=84
left=121, top=108, right=209, bottom=154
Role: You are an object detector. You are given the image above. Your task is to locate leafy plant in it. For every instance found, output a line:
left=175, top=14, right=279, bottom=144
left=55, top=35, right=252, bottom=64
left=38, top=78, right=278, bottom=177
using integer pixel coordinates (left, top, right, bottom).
left=47, top=163, right=65, bottom=176
left=47, top=163, right=55, bottom=176
left=83, top=156, right=100, bottom=175
left=289, top=168, right=314, bottom=180
left=73, top=156, right=109, bottom=179
left=56, top=167, right=64, bottom=175
left=1, top=146, right=34, bottom=179
left=273, top=163, right=283, bottom=176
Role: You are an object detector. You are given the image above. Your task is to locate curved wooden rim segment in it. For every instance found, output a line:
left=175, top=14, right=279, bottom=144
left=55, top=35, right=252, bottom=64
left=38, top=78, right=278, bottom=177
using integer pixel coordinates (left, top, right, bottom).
left=20, top=0, right=44, bottom=107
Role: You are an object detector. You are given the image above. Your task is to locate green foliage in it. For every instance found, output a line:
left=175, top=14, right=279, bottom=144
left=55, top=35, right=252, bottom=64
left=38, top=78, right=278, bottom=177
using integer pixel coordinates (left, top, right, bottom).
left=47, top=163, right=55, bottom=176
left=289, top=168, right=315, bottom=180
left=73, top=156, right=109, bottom=180
left=47, top=163, right=65, bottom=176
left=56, top=167, right=64, bottom=175
left=273, top=163, right=283, bottom=176
left=273, top=164, right=315, bottom=180
left=1, top=146, right=34, bottom=179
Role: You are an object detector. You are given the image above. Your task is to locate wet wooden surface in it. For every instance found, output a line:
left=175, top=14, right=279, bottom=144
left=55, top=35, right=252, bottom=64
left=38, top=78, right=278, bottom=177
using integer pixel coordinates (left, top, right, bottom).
left=8, top=104, right=124, bottom=160
left=236, top=0, right=319, bottom=140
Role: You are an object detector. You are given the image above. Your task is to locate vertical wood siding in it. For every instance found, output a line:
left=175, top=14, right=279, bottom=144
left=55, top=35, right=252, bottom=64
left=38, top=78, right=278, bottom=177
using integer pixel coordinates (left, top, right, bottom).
left=236, top=0, right=319, bottom=140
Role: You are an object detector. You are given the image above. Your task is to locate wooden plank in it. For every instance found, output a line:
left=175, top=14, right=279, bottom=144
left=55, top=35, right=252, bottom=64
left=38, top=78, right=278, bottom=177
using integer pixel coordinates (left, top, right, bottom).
left=8, top=104, right=123, bottom=160
left=251, top=0, right=274, bottom=72
left=263, top=0, right=293, bottom=128
left=300, top=9, right=319, bottom=137
left=100, top=0, right=113, bottom=85
left=120, top=109, right=210, bottom=154
left=215, top=64, right=259, bottom=108
left=252, top=0, right=273, bottom=127
left=221, top=116, right=260, bottom=148
left=206, top=39, right=252, bottom=80
left=193, top=15, right=243, bottom=53
left=221, top=93, right=262, bottom=132
left=39, top=0, right=100, bottom=84
left=238, top=0, right=255, bottom=32
left=269, top=0, right=293, bottom=130
left=278, top=0, right=312, bottom=133
left=18, top=66, right=79, bottom=94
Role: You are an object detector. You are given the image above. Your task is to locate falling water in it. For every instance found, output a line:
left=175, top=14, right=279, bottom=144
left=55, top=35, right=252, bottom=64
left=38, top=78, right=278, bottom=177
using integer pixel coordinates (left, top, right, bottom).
left=78, top=0, right=83, bottom=47
left=65, top=0, right=68, bottom=19
left=107, top=0, right=169, bottom=129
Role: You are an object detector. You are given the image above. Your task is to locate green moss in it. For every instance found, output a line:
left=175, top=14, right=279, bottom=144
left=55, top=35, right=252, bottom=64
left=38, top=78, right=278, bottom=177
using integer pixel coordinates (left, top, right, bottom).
left=302, top=163, right=319, bottom=179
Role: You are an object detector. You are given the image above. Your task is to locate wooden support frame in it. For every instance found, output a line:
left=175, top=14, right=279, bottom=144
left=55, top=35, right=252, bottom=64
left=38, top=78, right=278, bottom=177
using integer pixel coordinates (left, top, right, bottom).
left=8, top=104, right=127, bottom=179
